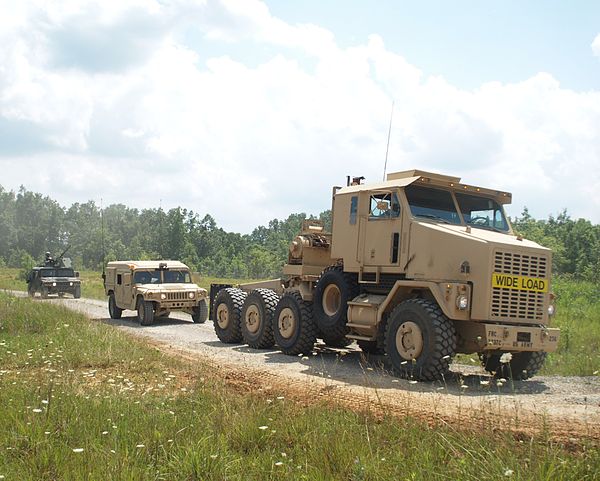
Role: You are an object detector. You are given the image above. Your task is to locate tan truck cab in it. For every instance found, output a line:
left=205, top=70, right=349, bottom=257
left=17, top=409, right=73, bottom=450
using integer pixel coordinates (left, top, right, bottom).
left=103, top=260, right=208, bottom=326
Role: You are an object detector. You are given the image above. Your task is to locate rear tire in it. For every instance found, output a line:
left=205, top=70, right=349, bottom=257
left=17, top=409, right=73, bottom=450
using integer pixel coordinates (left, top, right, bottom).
left=384, top=299, right=456, bottom=381
left=213, top=288, right=246, bottom=343
left=137, top=298, right=154, bottom=326
left=312, top=265, right=358, bottom=340
left=241, top=289, right=278, bottom=349
left=192, top=299, right=208, bottom=324
left=273, top=291, right=317, bottom=356
left=480, top=351, right=547, bottom=380
left=108, top=293, right=123, bottom=319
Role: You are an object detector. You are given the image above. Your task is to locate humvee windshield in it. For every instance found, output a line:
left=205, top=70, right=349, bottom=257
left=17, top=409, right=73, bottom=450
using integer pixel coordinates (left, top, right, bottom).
left=40, top=268, right=75, bottom=277
left=133, top=270, right=191, bottom=284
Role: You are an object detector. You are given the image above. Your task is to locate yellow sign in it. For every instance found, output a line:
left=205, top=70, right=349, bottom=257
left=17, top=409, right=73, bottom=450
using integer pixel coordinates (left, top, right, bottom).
left=491, top=273, right=548, bottom=293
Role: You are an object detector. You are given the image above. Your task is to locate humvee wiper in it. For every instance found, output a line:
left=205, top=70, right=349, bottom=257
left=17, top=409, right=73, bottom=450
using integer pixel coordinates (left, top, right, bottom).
left=415, top=214, right=451, bottom=224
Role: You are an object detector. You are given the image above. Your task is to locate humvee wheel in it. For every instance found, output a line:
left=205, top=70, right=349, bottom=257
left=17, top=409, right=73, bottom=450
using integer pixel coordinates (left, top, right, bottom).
left=313, top=265, right=359, bottom=340
left=41, top=286, right=49, bottom=299
left=192, top=299, right=208, bottom=324
left=480, top=351, right=547, bottom=380
left=213, top=288, right=246, bottom=343
left=137, top=298, right=154, bottom=326
left=241, top=289, right=278, bottom=349
left=108, top=293, right=123, bottom=319
left=74, top=285, right=81, bottom=299
left=273, top=291, right=317, bottom=356
left=27, top=286, right=35, bottom=298
left=385, top=299, right=456, bottom=381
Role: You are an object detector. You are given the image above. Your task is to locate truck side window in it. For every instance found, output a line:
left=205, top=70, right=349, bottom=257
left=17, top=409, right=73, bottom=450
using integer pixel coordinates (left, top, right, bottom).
left=349, top=196, right=358, bottom=225
left=369, top=192, right=400, bottom=219
left=117, top=274, right=122, bottom=285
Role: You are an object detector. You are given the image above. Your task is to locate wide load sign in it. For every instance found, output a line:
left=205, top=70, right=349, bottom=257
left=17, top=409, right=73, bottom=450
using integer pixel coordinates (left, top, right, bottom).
left=491, top=273, right=548, bottom=293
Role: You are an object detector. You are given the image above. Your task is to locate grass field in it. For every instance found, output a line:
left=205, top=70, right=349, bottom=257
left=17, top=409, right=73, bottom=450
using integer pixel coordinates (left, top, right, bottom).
left=0, top=293, right=597, bottom=480
left=0, top=268, right=598, bottom=376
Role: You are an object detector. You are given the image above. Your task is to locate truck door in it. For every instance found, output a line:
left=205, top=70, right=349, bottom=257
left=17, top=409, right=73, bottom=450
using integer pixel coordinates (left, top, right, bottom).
left=359, top=190, right=402, bottom=267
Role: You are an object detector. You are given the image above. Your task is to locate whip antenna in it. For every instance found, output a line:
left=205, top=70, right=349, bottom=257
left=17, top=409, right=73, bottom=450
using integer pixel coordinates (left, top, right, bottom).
left=101, top=198, right=106, bottom=283
left=383, top=100, right=394, bottom=181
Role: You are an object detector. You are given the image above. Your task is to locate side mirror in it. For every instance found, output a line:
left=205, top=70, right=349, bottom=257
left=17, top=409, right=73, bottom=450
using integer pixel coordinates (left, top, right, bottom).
left=75, top=272, right=80, bottom=277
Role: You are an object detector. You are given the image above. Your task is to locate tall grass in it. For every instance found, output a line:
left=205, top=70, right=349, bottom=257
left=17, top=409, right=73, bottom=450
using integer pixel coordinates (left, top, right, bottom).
left=0, top=293, right=597, bottom=480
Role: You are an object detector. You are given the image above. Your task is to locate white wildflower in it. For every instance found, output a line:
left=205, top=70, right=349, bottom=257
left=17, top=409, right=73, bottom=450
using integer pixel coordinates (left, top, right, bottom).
left=258, top=426, right=268, bottom=430
left=72, top=448, right=84, bottom=453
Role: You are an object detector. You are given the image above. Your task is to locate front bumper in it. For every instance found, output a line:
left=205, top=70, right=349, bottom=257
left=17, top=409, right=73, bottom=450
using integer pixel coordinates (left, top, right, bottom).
left=479, top=323, right=560, bottom=352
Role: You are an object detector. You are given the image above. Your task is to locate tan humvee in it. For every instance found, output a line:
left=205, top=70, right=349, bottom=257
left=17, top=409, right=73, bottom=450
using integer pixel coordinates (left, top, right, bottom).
left=211, top=170, right=559, bottom=381
left=104, top=260, right=208, bottom=326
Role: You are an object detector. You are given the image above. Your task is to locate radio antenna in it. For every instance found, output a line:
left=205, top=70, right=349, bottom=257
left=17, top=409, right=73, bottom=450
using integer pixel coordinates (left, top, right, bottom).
left=101, top=198, right=106, bottom=282
left=382, top=100, right=394, bottom=181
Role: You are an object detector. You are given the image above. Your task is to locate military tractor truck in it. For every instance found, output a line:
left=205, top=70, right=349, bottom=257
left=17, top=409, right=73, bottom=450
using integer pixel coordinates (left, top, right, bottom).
left=103, top=260, right=209, bottom=326
left=211, top=170, right=559, bottom=381
left=26, top=247, right=81, bottom=299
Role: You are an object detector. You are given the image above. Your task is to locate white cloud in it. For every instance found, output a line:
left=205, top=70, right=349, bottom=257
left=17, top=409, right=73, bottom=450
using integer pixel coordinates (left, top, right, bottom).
left=593, top=33, right=600, bottom=58
left=0, top=0, right=599, bottom=232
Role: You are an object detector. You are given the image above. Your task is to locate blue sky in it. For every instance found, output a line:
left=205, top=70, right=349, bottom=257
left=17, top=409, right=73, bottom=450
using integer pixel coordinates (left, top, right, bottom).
left=0, top=0, right=599, bottom=232
left=270, top=0, right=600, bottom=90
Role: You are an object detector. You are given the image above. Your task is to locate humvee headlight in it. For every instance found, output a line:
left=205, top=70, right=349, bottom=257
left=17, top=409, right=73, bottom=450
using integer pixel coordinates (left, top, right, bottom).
left=548, top=304, right=556, bottom=317
left=69, top=282, right=73, bottom=286
left=52, top=282, right=57, bottom=287
left=160, top=293, right=167, bottom=300
left=188, top=292, right=195, bottom=299
left=456, top=295, right=469, bottom=310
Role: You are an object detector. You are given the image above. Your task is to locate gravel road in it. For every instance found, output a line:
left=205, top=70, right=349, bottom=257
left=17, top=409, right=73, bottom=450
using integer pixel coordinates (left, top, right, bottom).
left=38, top=295, right=600, bottom=442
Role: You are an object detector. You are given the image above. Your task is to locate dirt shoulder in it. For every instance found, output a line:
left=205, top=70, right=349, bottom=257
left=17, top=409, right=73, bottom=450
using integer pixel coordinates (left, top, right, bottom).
left=39, top=295, right=600, bottom=443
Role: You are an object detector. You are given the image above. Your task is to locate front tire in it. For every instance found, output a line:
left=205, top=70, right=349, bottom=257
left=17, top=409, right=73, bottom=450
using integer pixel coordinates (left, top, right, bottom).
left=108, top=293, right=123, bottom=319
left=273, top=291, right=317, bottom=356
left=312, top=265, right=358, bottom=340
left=73, top=285, right=81, bottom=299
left=480, top=351, right=547, bottom=380
left=137, top=298, right=154, bottom=326
left=213, top=288, right=246, bottom=343
left=384, top=299, right=456, bottom=381
left=241, top=288, right=278, bottom=349
left=192, top=299, right=208, bottom=324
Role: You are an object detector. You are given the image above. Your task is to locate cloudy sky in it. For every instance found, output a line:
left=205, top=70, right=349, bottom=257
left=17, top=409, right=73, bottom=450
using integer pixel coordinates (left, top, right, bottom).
left=1, top=0, right=599, bottom=232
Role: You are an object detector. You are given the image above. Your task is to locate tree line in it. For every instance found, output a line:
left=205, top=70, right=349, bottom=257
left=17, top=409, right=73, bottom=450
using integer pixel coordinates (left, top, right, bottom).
left=0, top=185, right=598, bottom=282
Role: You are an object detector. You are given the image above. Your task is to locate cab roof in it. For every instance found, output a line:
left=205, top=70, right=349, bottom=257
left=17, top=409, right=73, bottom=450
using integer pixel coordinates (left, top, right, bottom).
left=336, top=169, right=512, bottom=204
left=106, top=260, right=190, bottom=270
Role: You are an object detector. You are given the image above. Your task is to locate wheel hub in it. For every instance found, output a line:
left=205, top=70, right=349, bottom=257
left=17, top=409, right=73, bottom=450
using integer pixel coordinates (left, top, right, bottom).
left=396, top=321, right=424, bottom=360
left=216, top=303, right=229, bottom=329
left=278, top=307, right=296, bottom=339
left=245, top=304, right=261, bottom=333
left=322, top=284, right=341, bottom=317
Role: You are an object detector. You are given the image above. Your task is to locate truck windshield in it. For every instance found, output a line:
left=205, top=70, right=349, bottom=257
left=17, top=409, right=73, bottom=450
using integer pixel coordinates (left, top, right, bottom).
left=405, top=185, right=461, bottom=225
left=455, top=193, right=510, bottom=232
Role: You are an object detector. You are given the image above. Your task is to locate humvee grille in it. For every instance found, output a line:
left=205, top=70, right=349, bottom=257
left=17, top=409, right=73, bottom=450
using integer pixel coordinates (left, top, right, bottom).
left=166, top=291, right=190, bottom=301
left=491, top=250, right=548, bottom=322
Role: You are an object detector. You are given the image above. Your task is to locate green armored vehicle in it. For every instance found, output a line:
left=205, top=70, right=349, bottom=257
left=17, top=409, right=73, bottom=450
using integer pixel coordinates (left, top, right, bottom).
left=26, top=248, right=81, bottom=299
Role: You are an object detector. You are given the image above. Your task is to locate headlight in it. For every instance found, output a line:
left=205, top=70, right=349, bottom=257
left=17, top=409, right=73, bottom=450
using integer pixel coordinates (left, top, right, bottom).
left=548, top=304, right=556, bottom=316
left=188, top=292, right=195, bottom=299
left=69, top=282, right=73, bottom=286
left=52, top=282, right=57, bottom=287
left=160, top=293, right=167, bottom=300
left=456, top=295, right=469, bottom=310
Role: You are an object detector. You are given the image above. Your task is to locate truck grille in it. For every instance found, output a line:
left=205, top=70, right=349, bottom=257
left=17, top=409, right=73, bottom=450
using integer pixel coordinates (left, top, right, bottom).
left=166, top=291, right=191, bottom=301
left=491, top=250, right=548, bottom=322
